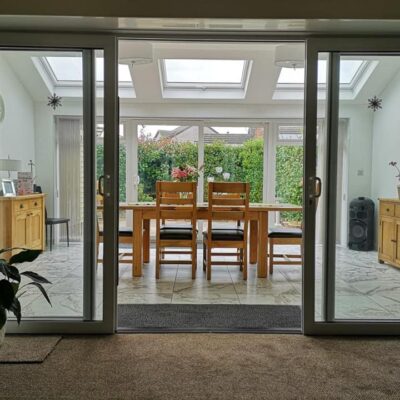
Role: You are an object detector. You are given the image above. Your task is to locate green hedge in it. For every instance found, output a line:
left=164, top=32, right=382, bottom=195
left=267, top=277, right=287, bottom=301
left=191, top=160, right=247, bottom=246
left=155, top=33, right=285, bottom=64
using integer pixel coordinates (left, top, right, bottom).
left=96, top=138, right=303, bottom=221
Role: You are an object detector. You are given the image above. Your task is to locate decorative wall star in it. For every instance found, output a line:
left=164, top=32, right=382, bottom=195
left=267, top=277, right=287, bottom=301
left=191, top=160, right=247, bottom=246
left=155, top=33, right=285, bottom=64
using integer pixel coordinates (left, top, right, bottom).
left=47, top=93, right=62, bottom=110
left=367, top=95, right=382, bottom=112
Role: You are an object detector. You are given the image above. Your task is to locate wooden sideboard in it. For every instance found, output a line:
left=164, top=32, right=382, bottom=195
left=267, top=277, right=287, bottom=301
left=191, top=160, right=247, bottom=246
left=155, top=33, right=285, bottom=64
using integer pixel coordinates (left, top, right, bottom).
left=0, top=194, right=46, bottom=259
left=378, top=198, right=400, bottom=269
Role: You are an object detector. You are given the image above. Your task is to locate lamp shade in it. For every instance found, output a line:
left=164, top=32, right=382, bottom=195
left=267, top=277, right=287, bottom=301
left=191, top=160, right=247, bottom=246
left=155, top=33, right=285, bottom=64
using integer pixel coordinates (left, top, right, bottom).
left=274, top=45, right=305, bottom=69
left=0, top=158, right=22, bottom=172
left=119, top=41, right=154, bottom=65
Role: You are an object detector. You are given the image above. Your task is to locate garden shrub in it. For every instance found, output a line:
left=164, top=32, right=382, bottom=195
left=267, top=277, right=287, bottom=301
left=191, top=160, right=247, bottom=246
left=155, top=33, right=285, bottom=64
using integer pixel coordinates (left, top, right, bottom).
left=96, top=138, right=303, bottom=222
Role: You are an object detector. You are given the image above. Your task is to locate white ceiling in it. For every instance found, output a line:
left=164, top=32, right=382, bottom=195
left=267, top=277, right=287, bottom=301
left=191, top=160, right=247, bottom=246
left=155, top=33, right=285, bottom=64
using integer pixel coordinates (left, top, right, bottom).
left=2, top=42, right=400, bottom=108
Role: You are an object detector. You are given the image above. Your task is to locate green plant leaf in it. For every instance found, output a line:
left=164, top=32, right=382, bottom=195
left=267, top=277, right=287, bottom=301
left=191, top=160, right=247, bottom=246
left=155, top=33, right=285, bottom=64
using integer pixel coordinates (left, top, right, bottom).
left=20, top=271, right=51, bottom=284
left=9, top=298, right=21, bottom=325
left=9, top=249, right=42, bottom=265
left=0, top=260, right=8, bottom=279
left=26, top=282, right=52, bottom=306
left=11, top=282, right=19, bottom=295
left=0, top=307, right=6, bottom=330
left=5, top=265, right=21, bottom=283
left=0, top=280, right=15, bottom=309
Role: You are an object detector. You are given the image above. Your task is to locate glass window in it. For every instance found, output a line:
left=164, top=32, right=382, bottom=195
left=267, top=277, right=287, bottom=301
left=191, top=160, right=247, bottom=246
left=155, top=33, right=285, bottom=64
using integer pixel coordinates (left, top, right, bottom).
left=164, top=59, right=246, bottom=84
left=204, top=126, right=264, bottom=203
left=278, top=60, right=364, bottom=85
left=45, top=57, right=132, bottom=84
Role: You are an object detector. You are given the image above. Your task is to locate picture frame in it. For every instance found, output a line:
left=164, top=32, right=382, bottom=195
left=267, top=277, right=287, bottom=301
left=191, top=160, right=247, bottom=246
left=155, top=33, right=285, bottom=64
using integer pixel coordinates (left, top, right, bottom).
left=1, top=179, right=16, bottom=197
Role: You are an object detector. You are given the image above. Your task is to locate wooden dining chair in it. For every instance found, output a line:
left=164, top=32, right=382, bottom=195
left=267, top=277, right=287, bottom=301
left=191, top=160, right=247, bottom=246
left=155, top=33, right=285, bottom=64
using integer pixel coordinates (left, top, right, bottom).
left=96, top=217, right=134, bottom=265
left=268, top=178, right=321, bottom=274
left=203, top=182, right=250, bottom=280
left=96, top=193, right=134, bottom=265
left=155, top=181, right=197, bottom=279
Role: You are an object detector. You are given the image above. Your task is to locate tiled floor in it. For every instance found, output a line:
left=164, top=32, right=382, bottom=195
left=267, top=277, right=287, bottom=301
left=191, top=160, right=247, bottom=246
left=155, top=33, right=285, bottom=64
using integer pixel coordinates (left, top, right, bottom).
left=15, top=243, right=400, bottom=321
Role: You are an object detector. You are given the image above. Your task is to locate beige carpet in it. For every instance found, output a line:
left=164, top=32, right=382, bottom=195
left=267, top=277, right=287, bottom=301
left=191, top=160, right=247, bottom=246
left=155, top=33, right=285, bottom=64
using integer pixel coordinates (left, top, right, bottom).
left=0, top=336, right=61, bottom=363
left=0, top=334, right=399, bottom=399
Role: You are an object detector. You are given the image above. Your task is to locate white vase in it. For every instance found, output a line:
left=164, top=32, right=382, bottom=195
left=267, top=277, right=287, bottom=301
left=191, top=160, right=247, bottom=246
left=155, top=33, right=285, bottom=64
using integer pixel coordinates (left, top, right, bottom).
left=0, top=321, right=6, bottom=347
left=398, top=185, right=400, bottom=200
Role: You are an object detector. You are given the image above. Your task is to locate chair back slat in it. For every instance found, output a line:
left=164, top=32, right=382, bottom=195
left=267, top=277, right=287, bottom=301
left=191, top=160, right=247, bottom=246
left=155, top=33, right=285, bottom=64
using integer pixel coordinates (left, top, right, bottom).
left=211, top=198, right=246, bottom=206
left=160, top=197, right=194, bottom=205
left=211, top=182, right=247, bottom=194
left=159, top=181, right=195, bottom=193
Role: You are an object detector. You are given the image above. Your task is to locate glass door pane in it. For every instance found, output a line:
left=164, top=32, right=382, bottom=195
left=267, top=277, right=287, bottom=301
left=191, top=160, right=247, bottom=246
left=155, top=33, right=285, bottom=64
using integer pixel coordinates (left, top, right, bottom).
left=0, top=48, right=101, bottom=323
left=333, top=54, right=400, bottom=320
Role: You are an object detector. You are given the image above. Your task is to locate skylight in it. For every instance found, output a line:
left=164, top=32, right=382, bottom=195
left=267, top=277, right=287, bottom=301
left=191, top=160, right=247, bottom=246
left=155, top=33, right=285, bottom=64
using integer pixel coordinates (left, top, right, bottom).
left=45, top=57, right=132, bottom=83
left=162, top=59, right=249, bottom=88
left=277, top=60, right=364, bottom=85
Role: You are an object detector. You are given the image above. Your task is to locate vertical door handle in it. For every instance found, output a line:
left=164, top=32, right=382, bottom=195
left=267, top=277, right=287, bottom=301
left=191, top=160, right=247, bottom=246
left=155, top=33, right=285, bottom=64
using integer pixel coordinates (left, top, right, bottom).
left=315, top=177, right=322, bottom=198
left=98, top=175, right=105, bottom=197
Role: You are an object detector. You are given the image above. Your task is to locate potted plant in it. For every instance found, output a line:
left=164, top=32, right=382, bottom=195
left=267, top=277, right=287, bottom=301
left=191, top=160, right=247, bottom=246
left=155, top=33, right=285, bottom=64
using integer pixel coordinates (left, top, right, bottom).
left=0, top=249, right=51, bottom=346
left=389, top=161, right=400, bottom=199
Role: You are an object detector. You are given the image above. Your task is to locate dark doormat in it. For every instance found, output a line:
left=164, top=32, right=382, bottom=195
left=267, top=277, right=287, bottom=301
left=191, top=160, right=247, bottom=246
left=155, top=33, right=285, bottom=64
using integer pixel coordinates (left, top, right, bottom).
left=118, top=304, right=301, bottom=331
left=0, top=336, right=61, bottom=363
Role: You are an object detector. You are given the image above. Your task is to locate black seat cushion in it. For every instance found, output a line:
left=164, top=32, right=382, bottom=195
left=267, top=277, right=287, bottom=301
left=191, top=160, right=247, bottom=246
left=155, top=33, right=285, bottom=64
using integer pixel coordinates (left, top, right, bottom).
left=203, top=228, right=244, bottom=241
left=268, top=227, right=302, bottom=238
left=46, top=217, right=70, bottom=225
left=99, top=227, right=133, bottom=237
left=160, top=227, right=195, bottom=240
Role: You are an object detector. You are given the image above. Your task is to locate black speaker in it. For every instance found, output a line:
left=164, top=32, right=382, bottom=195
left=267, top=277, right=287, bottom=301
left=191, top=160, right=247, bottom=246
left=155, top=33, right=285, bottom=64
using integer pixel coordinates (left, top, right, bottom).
left=348, top=197, right=375, bottom=251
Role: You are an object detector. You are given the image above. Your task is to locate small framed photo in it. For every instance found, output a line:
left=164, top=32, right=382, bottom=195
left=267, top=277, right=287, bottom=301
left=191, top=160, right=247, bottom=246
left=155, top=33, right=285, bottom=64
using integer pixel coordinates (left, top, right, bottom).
left=1, top=179, right=16, bottom=197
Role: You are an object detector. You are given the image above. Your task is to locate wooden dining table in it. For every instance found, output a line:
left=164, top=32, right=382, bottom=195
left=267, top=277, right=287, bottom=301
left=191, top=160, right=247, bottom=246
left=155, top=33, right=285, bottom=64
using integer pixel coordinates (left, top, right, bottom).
left=113, top=202, right=302, bottom=279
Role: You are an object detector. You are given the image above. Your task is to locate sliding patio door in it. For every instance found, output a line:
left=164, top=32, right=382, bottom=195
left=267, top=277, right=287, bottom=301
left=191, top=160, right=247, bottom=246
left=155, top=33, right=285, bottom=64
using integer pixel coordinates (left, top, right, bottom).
left=1, top=33, right=118, bottom=334
left=303, top=38, right=400, bottom=334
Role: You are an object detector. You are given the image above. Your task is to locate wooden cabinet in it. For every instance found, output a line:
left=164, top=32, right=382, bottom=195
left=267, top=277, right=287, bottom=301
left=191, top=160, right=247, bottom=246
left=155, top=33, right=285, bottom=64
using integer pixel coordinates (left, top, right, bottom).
left=0, top=194, right=45, bottom=260
left=378, top=199, right=400, bottom=269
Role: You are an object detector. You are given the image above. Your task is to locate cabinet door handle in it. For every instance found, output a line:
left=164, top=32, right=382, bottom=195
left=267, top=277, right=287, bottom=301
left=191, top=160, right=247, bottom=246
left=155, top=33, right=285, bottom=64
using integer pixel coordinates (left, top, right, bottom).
left=387, top=208, right=391, bottom=212
left=34, top=202, right=38, bottom=206
left=20, top=204, right=24, bottom=209
left=391, top=239, right=397, bottom=243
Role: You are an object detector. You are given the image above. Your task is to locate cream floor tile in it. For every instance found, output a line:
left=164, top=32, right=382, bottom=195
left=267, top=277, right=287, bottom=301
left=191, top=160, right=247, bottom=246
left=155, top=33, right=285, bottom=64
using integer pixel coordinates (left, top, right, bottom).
left=117, top=289, right=172, bottom=304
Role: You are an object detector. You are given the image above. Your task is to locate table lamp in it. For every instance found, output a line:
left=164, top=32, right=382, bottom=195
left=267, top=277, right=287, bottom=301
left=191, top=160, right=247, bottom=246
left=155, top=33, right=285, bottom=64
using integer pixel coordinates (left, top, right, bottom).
left=0, top=157, right=22, bottom=178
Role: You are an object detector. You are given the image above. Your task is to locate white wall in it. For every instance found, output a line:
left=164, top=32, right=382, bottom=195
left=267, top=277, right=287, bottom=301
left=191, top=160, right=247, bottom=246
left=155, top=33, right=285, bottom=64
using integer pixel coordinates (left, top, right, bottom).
left=34, top=102, right=56, bottom=215
left=0, top=54, right=35, bottom=180
left=340, top=105, right=374, bottom=203
left=371, top=69, right=400, bottom=202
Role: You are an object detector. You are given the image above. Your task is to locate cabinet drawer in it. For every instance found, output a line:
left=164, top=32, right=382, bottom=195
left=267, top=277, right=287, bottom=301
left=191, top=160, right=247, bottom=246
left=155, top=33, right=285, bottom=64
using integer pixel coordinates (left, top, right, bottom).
left=13, top=200, right=30, bottom=213
left=381, top=202, right=395, bottom=217
left=395, top=205, right=400, bottom=218
left=29, top=199, right=42, bottom=209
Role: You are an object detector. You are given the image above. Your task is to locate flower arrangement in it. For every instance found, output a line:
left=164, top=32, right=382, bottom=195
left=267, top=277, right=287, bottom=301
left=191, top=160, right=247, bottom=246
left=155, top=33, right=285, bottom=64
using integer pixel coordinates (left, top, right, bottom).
left=207, top=166, right=231, bottom=183
left=171, top=165, right=199, bottom=182
left=389, top=161, right=400, bottom=182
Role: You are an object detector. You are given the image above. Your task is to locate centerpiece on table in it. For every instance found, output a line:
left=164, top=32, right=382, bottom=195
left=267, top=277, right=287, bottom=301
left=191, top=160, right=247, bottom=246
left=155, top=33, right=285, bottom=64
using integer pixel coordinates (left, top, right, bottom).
left=171, top=165, right=200, bottom=198
left=389, top=161, right=400, bottom=199
left=0, top=249, right=52, bottom=346
left=171, top=165, right=199, bottom=182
